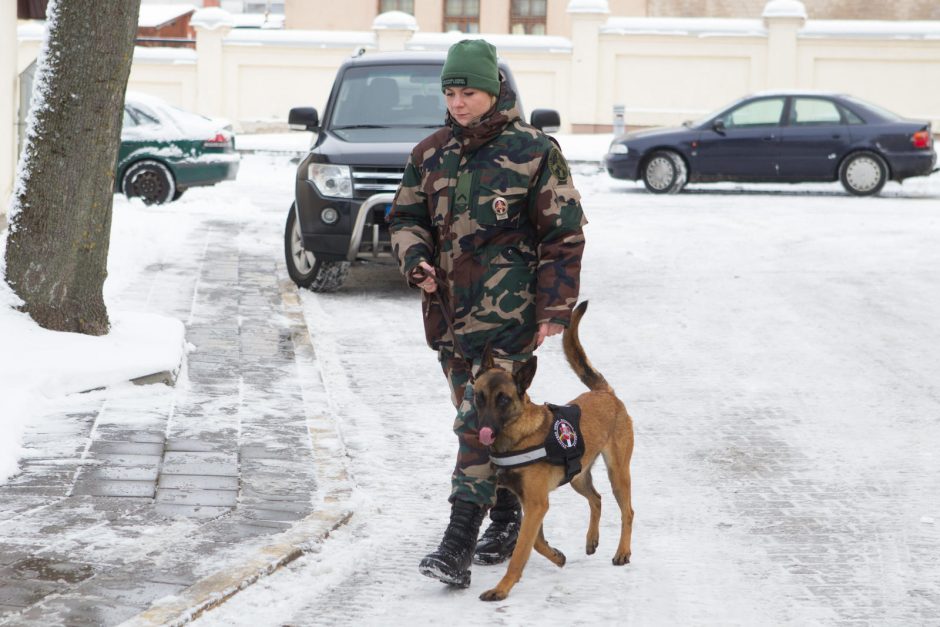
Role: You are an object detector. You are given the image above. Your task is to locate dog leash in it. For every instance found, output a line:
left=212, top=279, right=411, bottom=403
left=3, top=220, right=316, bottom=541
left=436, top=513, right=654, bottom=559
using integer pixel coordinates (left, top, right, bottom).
left=412, top=265, right=475, bottom=371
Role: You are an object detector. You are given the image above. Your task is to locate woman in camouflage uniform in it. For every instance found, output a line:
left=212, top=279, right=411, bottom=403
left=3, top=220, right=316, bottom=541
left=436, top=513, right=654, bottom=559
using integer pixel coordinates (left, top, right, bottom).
left=388, top=39, right=586, bottom=589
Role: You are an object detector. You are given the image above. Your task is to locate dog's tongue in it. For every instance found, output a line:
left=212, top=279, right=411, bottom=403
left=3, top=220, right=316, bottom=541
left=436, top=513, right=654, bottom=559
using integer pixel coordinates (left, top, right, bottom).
left=479, top=427, right=495, bottom=446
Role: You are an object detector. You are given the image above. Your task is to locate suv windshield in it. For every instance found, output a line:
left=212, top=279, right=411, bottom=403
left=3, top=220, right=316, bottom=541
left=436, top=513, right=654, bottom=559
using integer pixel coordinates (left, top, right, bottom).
left=330, top=64, right=447, bottom=132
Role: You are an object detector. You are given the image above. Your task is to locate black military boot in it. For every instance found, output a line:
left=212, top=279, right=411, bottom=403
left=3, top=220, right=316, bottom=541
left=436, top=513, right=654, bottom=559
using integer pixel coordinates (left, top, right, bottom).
left=419, top=499, right=486, bottom=588
left=473, top=488, right=521, bottom=565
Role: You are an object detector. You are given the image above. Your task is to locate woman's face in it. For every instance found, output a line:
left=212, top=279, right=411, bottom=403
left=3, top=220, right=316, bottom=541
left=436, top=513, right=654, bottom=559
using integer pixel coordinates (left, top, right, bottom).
left=444, top=87, right=497, bottom=127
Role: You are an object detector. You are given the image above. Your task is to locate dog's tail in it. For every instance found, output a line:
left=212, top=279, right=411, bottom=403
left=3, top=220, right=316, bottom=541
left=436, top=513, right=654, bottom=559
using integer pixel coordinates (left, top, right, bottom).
left=563, top=301, right=611, bottom=393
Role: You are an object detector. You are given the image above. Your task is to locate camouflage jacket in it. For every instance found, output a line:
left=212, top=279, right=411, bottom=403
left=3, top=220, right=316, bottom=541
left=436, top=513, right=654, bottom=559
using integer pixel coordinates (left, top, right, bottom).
left=388, top=81, right=586, bottom=359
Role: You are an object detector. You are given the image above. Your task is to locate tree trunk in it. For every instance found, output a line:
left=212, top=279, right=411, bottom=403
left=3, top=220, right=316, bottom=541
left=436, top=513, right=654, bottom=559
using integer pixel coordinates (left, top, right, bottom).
left=4, top=0, right=140, bottom=335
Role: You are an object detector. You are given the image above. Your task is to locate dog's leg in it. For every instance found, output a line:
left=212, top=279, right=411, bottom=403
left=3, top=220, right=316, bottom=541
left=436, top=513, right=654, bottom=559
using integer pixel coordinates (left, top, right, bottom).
left=479, top=494, right=549, bottom=601
left=533, top=523, right=566, bottom=567
left=569, top=467, right=602, bottom=555
left=604, top=435, right=634, bottom=566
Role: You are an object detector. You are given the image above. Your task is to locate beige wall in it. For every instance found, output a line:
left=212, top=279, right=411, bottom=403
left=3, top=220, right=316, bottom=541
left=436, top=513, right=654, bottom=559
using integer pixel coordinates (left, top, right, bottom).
left=646, top=0, right=940, bottom=19
left=286, top=0, right=612, bottom=36
left=599, top=34, right=767, bottom=127
left=1, top=8, right=16, bottom=214
left=285, top=0, right=375, bottom=30
left=415, top=0, right=444, bottom=33
left=796, top=39, right=940, bottom=122
left=286, top=0, right=940, bottom=29
left=10, top=6, right=940, bottom=150
left=480, top=0, right=510, bottom=34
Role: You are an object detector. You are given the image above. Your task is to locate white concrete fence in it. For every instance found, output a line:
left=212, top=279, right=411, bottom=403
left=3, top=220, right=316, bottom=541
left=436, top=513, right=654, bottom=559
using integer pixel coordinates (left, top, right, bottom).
left=4, top=0, right=940, bottom=210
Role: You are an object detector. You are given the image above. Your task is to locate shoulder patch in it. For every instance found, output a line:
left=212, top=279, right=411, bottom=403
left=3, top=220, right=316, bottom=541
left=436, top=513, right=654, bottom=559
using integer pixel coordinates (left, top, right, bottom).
left=547, top=146, right=569, bottom=183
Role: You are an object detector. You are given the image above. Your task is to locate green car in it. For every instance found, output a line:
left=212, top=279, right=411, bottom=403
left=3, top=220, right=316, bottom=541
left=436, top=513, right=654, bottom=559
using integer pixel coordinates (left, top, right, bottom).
left=117, top=92, right=240, bottom=204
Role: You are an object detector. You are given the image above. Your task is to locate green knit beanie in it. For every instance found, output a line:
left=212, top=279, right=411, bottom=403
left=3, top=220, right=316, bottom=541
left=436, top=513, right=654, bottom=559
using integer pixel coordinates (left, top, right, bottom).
left=441, top=39, right=500, bottom=96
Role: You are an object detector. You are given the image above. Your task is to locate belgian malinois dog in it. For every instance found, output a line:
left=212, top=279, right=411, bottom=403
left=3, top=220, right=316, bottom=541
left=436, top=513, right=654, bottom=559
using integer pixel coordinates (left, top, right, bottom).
left=473, top=301, right=634, bottom=601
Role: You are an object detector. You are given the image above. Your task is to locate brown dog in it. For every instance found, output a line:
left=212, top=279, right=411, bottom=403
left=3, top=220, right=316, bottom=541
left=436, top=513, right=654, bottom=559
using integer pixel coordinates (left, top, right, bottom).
left=473, top=301, right=634, bottom=601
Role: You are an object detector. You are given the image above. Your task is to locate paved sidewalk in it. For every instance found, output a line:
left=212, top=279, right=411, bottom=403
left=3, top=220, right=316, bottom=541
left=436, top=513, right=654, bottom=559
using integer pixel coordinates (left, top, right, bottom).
left=0, top=213, right=350, bottom=625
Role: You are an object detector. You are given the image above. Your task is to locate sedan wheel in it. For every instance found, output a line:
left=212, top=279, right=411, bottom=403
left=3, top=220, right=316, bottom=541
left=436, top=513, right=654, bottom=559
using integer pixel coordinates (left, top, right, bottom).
left=122, top=159, right=176, bottom=205
left=840, top=152, right=888, bottom=196
left=642, top=150, right=687, bottom=194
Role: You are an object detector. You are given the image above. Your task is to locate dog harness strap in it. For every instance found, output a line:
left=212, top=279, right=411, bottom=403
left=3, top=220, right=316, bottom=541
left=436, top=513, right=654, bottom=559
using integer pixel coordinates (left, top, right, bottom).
left=489, top=445, right=547, bottom=468
left=488, top=404, right=585, bottom=485
left=544, top=404, right=585, bottom=485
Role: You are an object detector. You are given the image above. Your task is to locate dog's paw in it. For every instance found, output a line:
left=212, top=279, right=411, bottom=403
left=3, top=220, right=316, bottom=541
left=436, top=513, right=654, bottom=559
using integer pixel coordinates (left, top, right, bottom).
left=553, top=550, right=566, bottom=568
left=612, top=552, right=631, bottom=566
left=586, top=538, right=598, bottom=555
left=480, top=588, right=508, bottom=602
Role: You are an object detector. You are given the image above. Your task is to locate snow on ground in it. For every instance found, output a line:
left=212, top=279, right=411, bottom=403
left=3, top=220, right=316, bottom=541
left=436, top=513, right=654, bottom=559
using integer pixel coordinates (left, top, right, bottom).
left=0, top=194, right=200, bottom=482
left=190, top=157, right=938, bottom=625
left=3, top=147, right=940, bottom=624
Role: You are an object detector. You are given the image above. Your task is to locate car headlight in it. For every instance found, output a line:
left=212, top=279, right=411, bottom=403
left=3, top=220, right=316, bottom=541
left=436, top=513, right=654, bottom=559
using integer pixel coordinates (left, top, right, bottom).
left=608, top=144, right=629, bottom=155
left=307, top=163, right=352, bottom=198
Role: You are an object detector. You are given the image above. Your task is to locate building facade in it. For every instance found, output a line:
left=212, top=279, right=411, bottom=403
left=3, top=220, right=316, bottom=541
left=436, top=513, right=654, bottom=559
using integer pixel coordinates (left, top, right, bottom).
left=284, top=0, right=940, bottom=34
left=647, top=0, right=940, bottom=20
left=284, top=0, right=647, bottom=36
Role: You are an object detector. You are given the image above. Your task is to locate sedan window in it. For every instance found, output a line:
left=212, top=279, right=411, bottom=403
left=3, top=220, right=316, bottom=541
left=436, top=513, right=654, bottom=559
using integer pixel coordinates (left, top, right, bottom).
left=840, top=106, right=866, bottom=125
left=126, top=105, right=161, bottom=127
left=790, top=98, right=842, bottom=125
left=122, top=108, right=137, bottom=128
left=723, top=98, right=785, bottom=128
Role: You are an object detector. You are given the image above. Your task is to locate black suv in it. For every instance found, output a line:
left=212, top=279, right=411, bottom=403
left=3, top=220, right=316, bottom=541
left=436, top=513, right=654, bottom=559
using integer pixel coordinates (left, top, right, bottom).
left=285, top=50, right=560, bottom=291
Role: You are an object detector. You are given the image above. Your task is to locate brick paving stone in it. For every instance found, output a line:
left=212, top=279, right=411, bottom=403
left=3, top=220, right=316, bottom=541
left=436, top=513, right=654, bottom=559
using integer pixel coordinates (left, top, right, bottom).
left=6, top=594, right=145, bottom=626
left=1, top=203, right=324, bottom=624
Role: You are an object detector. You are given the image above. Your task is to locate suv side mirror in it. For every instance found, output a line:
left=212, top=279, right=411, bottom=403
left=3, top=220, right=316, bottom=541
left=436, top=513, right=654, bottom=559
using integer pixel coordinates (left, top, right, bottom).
left=530, top=108, right=561, bottom=133
left=712, top=119, right=726, bottom=135
left=289, top=107, right=319, bottom=131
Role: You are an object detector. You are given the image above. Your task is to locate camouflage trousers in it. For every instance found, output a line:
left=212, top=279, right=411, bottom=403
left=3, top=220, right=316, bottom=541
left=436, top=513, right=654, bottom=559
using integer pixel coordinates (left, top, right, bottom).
left=439, top=350, right=530, bottom=506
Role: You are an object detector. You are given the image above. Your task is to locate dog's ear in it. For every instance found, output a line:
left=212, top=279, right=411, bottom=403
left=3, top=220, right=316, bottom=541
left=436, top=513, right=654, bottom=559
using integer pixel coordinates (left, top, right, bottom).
left=480, top=341, right=496, bottom=373
left=514, top=356, right=537, bottom=395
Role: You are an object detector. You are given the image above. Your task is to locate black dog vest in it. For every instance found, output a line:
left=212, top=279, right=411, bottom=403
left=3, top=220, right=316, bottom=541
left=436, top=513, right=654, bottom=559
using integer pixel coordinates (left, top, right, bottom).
left=489, top=404, right=585, bottom=485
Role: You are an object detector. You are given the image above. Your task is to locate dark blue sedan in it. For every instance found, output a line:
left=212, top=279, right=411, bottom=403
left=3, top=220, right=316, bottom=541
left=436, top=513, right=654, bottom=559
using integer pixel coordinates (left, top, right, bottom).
left=605, top=92, right=937, bottom=196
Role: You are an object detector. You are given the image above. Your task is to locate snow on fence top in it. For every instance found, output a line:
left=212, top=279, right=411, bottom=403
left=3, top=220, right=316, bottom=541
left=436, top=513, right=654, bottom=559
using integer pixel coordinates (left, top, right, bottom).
left=224, top=29, right=374, bottom=49
left=800, top=20, right=940, bottom=40
left=220, top=28, right=572, bottom=53
left=602, top=17, right=766, bottom=38
left=602, top=16, right=940, bottom=40
left=407, top=32, right=573, bottom=53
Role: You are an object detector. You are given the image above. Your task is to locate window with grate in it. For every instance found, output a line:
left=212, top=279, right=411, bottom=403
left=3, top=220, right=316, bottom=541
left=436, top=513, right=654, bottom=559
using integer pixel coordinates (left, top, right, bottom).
left=444, top=0, right=480, bottom=33
left=379, top=0, right=414, bottom=13
left=510, top=0, right=546, bottom=35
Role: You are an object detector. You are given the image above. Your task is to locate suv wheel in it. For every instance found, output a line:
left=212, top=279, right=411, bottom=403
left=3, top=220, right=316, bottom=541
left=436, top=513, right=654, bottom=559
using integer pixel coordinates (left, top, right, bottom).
left=284, top=204, right=350, bottom=292
left=122, top=160, right=176, bottom=204
left=840, top=151, right=887, bottom=196
left=642, top=150, right=687, bottom=194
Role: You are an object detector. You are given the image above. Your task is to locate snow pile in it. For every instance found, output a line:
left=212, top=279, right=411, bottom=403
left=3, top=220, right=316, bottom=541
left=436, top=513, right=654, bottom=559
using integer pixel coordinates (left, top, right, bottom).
left=0, top=303, right=185, bottom=481
left=0, top=194, right=193, bottom=483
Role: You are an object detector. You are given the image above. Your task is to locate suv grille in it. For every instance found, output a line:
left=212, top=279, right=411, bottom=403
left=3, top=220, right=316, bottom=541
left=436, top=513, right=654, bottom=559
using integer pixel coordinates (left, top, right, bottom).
left=352, top=167, right=404, bottom=198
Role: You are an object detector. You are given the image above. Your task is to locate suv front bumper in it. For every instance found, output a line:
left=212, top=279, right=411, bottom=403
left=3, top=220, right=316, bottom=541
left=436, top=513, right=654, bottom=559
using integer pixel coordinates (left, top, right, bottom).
left=295, top=177, right=395, bottom=262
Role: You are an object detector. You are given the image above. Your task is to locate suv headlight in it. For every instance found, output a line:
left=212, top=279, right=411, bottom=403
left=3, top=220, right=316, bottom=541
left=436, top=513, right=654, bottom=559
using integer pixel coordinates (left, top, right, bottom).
left=609, top=143, right=629, bottom=155
left=307, top=163, right=352, bottom=198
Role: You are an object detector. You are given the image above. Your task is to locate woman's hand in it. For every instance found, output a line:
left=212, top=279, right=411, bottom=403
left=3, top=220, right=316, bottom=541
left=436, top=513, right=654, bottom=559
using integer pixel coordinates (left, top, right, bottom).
left=411, top=260, right=438, bottom=293
left=536, top=322, right=565, bottom=347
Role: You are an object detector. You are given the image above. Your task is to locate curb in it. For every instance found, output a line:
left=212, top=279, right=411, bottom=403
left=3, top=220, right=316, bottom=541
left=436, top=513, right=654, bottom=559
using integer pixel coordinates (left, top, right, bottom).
left=120, top=277, right=354, bottom=626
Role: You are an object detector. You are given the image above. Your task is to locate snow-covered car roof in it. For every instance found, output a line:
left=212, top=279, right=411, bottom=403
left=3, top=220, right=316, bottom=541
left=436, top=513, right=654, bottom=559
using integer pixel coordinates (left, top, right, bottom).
left=124, top=91, right=233, bottom=141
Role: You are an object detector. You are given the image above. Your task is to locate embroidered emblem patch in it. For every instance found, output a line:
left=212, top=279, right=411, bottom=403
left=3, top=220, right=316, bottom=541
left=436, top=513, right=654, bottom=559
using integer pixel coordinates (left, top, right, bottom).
left=442, top=77, right=468, bottom=87
left=553, top=419, right=578, bottom=449
left=492, top=197, right=509, bottom=220
left=547, top=147, right=569, bottom=183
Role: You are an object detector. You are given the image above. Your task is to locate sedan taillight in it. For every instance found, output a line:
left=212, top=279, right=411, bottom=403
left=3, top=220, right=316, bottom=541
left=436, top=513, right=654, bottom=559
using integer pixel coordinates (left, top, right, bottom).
left=912, top=130, right=932, bottom=149
left=204, top=132, right=231, bottom=149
